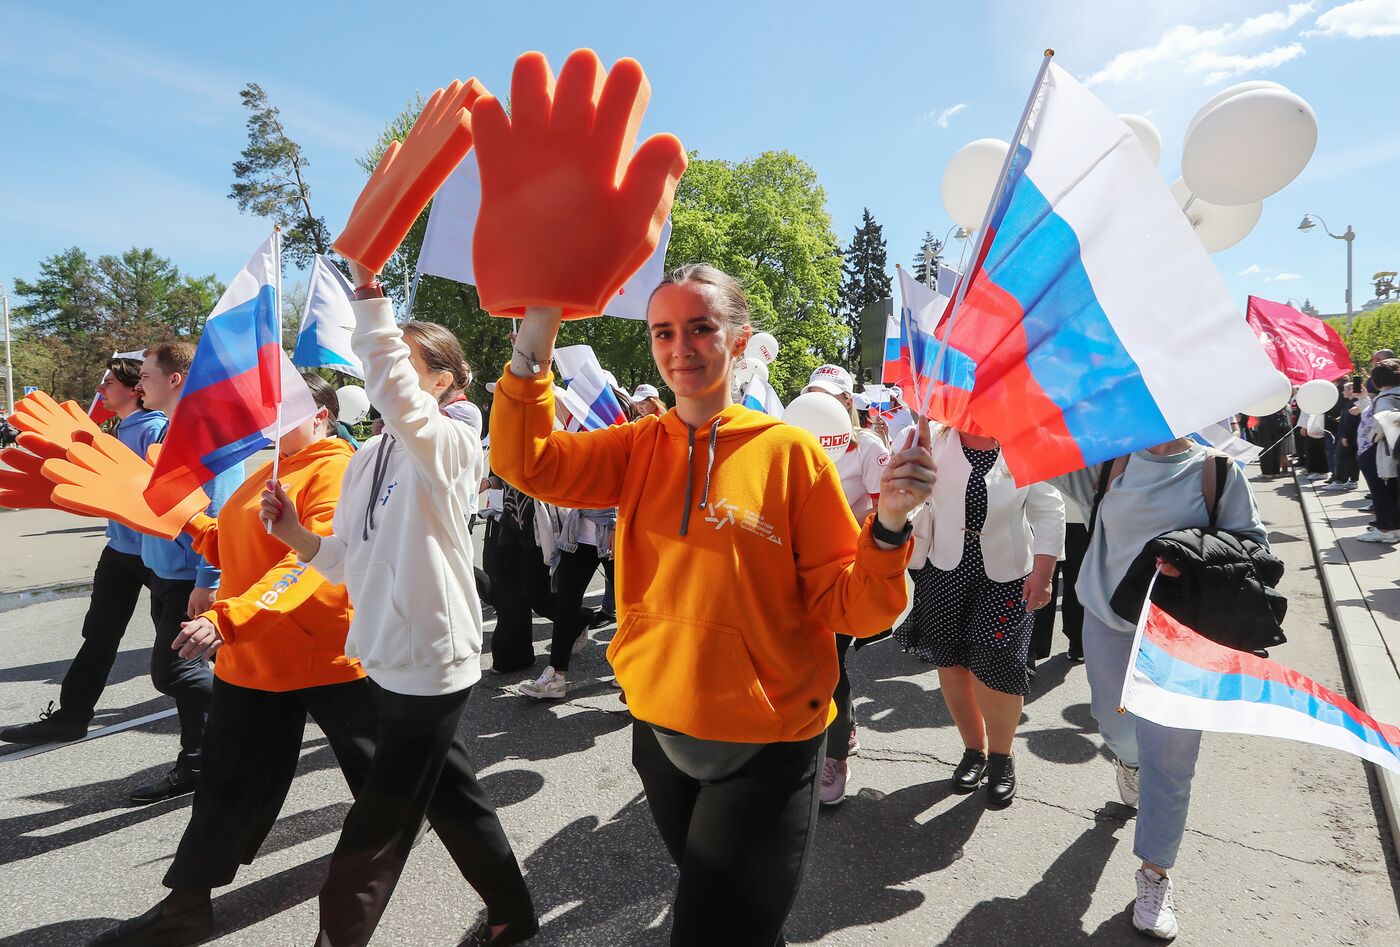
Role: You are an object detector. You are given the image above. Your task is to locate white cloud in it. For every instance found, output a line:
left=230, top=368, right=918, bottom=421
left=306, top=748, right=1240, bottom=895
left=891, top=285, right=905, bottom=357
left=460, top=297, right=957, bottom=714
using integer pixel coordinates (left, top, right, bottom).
left=1309, top=0, right=1400, bottom=38
left=1267, top=272, right=1304, bottom=280
left=931, top=103, right=967, bottom=127
left=1238, top=264, right=1265, bottom=275
left=1085, top=4, right=1313, bottom=86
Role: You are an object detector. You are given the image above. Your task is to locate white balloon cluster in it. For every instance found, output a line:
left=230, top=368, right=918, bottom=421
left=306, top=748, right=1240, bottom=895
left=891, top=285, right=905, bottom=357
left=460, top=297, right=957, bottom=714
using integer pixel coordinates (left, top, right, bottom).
left=939, top=80, right=1317, bottom=256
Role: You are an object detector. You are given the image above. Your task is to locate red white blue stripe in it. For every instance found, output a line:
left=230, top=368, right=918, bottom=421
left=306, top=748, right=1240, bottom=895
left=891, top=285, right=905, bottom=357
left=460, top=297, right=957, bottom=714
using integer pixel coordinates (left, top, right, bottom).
left=144, top=234, right=315, bottom=514
left=553, top=345, right=628, bottom=431
left=1123, top=598, right=1400, bottom=775
left=926, top=63, right=1278, bottom=485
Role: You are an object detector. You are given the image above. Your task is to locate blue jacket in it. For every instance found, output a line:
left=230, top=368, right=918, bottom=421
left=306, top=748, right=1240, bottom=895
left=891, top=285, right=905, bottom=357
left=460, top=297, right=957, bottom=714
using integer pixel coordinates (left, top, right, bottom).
left=106, top=410, right=168, bottom=555
left=141, top=459, right=243, bottom=588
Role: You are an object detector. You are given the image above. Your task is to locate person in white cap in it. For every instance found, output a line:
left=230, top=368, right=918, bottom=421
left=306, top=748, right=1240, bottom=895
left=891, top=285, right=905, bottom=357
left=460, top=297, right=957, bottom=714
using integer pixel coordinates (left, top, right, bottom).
left=631, top=383, right=666, bottom=418
left=803, top=364, right=891, bottom=806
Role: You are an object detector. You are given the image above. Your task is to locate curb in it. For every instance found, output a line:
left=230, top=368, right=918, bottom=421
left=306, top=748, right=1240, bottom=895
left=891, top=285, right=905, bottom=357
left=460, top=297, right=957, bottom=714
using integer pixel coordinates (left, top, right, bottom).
left=0, top=580, right=94, bottom=614
left=1293, top=470, right=1400, bottom=856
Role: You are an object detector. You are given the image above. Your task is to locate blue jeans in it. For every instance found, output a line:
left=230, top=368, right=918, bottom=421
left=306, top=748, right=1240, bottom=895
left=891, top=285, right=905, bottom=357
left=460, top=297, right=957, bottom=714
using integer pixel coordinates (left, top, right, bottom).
left=1083, top=612, right=1202, bottom=869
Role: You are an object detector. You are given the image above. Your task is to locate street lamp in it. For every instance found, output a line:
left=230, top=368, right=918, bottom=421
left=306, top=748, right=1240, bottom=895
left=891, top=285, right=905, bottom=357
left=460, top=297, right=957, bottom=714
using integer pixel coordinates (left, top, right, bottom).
left=1298, top=214, right=1356, bottom=330
left=923, top=226, right=970, bottom=288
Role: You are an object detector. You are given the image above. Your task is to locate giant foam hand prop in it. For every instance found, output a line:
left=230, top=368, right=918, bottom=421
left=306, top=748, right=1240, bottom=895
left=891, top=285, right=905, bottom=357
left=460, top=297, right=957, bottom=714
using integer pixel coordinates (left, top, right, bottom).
left=334, top=79, right=485, bottom=275
left=8, top=391, right=102, bottom=444
left=0, top=445, right=65, bottom=510
left=472, top=49, right=688, bottom=318
left=42, top=431, right=209, bottom=540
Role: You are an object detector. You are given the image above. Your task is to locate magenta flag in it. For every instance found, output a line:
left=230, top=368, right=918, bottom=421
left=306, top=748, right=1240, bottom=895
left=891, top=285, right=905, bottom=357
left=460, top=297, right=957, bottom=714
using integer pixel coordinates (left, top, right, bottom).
left=1245, top=296, right=1353, bottom=385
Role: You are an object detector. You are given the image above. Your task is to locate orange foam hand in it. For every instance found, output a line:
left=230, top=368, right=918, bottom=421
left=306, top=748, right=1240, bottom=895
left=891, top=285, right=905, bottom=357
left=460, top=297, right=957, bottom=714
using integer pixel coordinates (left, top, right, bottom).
left=472, top=49, right=688, bottom=319
left=333, top=79, right=485, bottom=275
left=42, top=431, right=209, bottom=540
left=0, top=446, right=65, bottom=511
left=9, top=391, right=102, bottom=444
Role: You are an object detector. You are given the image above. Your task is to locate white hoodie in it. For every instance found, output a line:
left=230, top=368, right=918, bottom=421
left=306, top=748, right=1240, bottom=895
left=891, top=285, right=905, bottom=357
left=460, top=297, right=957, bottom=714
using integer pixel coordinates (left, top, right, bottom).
left=308, top=298, right=485, bottom=696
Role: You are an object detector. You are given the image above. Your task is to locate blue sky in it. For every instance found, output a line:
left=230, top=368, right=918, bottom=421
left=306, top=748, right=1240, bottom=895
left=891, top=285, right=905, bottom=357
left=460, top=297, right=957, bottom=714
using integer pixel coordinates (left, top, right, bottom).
left=3, top=0, right=1398, bottom=317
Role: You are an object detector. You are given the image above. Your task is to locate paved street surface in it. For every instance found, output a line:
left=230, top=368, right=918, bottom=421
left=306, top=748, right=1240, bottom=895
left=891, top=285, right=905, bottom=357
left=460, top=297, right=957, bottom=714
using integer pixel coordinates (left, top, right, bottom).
left=1, top=474, right=1398, bottom=945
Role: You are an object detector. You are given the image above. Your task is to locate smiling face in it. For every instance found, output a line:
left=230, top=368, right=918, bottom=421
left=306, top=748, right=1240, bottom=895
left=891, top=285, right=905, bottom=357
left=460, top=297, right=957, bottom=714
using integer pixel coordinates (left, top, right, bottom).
left=646, top=282, right=750, bottom=403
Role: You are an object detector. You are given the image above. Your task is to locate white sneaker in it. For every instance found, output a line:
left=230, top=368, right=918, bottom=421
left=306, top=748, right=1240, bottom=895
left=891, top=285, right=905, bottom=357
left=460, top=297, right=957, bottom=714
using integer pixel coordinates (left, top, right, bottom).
left=1134, top=868, right=1178, bottom=940
left=1114, top=757, right=1140, bottom=808
left=1357, top=529, right=1400, bottom=544
left=819, top=757, right=848, bottom=806
left=519, top=667, right=567, bottom=700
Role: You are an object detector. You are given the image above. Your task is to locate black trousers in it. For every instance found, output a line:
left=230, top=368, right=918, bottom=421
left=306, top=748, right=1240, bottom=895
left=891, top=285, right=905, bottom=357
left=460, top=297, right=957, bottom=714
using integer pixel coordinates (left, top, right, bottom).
left=165, top=677, right=376, bottom=889
left=549, top=544, right=601, bottom=672
left=317, top=682, right=534, bottom=947
left=633, top=722, right=825, bottom=947
left=824, top=635, right=854, bottom=762
left=148, top=576, right=214, bottom=766
left=1029, top=562, right=1062, bottom=661
left=55, top=546, right=155, bottom=724
left=1059, top=523, right=1090, bottom=658
left=1334, top=439, right=1359, bottom=483
left=486, top=540, right=555, bottom=674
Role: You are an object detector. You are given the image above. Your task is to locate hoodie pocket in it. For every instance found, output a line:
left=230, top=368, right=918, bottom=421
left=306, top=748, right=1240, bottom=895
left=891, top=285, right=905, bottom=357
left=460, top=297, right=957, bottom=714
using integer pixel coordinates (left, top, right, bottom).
left=607, top=610, right=783, bottom=742
left=345, top=560, right=412, bottom=669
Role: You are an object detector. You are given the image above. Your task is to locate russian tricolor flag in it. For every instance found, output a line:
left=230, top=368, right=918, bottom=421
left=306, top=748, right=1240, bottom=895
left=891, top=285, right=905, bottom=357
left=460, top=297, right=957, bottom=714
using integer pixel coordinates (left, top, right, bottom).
left=292, top=254, right=363, bottom=379
left=925, top=63, right=1277, bottom=484
left=1123, top=596, right=1400, bottom=775
left=144, top=234, right=315, bottom=514
left=742, top=375, right=784, bottom=416
left=553, top=344, right=628, bottom=431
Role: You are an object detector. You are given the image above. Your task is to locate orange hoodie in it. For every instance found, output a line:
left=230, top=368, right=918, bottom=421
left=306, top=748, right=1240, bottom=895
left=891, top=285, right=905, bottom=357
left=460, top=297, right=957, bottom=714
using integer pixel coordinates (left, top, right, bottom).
left=491, top=369, right=911, bottom=743
left=184, top=438, right=363, bottom=692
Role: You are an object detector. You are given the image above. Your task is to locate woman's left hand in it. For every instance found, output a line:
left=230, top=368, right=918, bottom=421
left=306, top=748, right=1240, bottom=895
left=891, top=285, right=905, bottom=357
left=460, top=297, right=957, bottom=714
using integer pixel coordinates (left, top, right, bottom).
left=876, top=416, right=936, bottom=525
left=1022, top=571, right=1053, bottom=611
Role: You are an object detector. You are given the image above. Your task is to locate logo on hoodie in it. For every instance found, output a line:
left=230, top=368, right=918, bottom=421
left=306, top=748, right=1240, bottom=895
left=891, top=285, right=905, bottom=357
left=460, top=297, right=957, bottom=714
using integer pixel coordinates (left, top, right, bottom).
left=705, top=497, right=783, bottom=545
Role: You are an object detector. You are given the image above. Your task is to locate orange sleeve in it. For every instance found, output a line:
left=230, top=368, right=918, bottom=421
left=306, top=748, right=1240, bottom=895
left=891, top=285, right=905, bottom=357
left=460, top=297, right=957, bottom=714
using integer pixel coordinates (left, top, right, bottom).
left=792, top=459, right=911, bottom=637
left=488, top=365, right=638, bottom=510
left=184, top=513, right=221, bottom=568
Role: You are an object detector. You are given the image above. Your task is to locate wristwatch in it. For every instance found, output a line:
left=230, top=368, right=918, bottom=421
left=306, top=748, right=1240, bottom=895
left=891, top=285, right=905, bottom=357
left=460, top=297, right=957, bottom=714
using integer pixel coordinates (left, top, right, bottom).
left=352, top=280, right=385, bottom=301
left=871, top=516, right=913, bottom=546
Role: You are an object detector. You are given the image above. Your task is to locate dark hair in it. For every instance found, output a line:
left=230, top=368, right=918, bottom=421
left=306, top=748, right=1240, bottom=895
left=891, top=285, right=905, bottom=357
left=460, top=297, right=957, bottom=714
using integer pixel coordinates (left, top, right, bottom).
left=402, top=321, right=471, bottom=400
left=300, top=372, right=340, bottom=424
left=144, top=341, right=195, bottom=377
left=650, top=263, right=751, bottom=334
left=1373, top=358, right=1400, bottom=389
left=107, top=357, right=142, bottom=389
left=610, top=385, right=640, bottom=422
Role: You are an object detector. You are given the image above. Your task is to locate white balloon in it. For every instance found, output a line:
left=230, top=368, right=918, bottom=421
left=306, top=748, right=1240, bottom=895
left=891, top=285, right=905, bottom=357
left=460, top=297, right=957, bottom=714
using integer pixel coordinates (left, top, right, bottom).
left=746, top=332, right=780, bottom=364
left=1182, top=88, right=1318, bottom=205
left=1185, top=80, right=1287, bottom=140
left=336, top=385, right=370, bottom=424
left=1296, top=378, right=1340, bottom=415
left=1169, top=179, right=1262, bottom=253
left=1241, top=371, right=1293, bottom=417
left=783, top=392, right=852, bottom=461
left=1118, top=113, right=1162, bottom=166
left=941, top=138, right=1010, bottom=232
left=734, top=356, right=768, bottom=386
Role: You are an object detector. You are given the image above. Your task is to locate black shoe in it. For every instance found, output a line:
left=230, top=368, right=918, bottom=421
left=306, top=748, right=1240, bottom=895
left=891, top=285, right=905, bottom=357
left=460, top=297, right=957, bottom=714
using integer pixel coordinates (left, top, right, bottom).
left=951, top=748, right=987, bottom=793
left=130, top=762, right=200, bottom=805
left=88, top=899, right=213, bottom=946
left=458, top=915, right=540, bottom=946
left=986, top=752, right=1016, bottom=807
left=0, top=702, right=88, bottom=744
left=588, top=609, right=616, bottom=629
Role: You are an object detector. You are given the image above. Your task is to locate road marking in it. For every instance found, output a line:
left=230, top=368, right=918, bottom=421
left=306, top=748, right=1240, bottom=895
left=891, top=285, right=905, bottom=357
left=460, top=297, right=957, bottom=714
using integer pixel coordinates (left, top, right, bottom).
left=0, top=708, right=178, bottom=763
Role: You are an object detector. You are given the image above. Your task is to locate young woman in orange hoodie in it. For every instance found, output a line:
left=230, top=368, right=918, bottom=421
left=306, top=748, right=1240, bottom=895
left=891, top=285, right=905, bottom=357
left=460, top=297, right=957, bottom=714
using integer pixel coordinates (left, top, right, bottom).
left=91, top=375, right=372, bottom=947
left=492, top=264, right=937, bottom=947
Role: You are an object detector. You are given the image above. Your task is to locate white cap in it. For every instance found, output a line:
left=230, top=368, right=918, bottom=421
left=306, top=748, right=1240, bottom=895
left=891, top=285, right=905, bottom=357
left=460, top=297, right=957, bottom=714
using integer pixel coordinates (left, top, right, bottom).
left=853, top=392, right=873, bottom=410
left=485, top=381, right=498, bottom=394
left=631, top=384, right=660, bottom=402
left=805, top=364, right=854, bottom=397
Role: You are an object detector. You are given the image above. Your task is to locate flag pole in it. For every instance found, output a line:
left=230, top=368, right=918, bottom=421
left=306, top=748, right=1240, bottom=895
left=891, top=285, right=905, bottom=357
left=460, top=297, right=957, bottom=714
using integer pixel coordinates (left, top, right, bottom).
left=1118, top=569, right=1160, bottom=713
left=406, top=268, right=422, bottom=318
left=268, top=228, right=284, bottom=531
left=918, top=48, right=1055, bottom=417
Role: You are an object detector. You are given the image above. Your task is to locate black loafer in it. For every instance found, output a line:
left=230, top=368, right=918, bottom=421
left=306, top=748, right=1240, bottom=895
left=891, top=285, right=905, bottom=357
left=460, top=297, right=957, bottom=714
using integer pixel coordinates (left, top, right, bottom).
left=88, top=900, right=213, bottom=946
left=458, top=915, right=540, bottom=946
left=130, top=763, right=199, bottom=805
left=986, top=752, right=1016, bottom=807
left=951, top=749, right=987, bottom=793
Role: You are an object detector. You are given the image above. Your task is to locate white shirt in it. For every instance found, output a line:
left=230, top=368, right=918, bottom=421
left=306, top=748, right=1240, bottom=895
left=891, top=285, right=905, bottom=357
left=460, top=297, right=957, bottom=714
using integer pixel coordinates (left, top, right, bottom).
left=834, top=428, right=889, bottom=523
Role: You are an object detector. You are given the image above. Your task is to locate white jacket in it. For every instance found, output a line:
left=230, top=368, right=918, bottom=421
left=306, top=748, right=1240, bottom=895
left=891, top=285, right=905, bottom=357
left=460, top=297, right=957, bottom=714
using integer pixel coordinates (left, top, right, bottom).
left=910, top=428, right=1065, bottom=582
left=309, top=298, right=486, bottom=696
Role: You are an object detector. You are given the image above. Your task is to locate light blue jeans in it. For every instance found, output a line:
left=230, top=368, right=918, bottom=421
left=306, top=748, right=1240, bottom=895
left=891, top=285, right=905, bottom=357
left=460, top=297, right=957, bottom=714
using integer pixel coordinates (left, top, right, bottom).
left=1083, top=612, right=1202, bottom=869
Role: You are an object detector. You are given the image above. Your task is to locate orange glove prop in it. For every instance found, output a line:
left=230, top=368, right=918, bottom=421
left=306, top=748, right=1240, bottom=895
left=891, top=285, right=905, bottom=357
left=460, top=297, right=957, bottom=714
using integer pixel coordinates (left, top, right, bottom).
left=8, top=391, right=102, bottom=444
left=471, top=48, right=688, bottom=319
left=333, top=79, right=485, bottom=275
left=42, top=430, right=209, bottom=540
left=0, top=446, right=65, bottom=511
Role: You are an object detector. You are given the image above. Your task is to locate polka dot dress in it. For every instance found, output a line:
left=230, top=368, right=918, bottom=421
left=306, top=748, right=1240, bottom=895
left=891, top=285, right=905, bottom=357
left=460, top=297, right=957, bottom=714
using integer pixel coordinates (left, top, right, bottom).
left=894, top=444, right=1033, bottom=697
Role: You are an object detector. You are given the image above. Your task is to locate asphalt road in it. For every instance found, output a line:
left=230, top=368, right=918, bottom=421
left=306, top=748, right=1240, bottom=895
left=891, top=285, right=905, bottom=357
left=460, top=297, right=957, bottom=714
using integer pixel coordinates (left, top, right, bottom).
left=0, top=475, right=1397, bottom=945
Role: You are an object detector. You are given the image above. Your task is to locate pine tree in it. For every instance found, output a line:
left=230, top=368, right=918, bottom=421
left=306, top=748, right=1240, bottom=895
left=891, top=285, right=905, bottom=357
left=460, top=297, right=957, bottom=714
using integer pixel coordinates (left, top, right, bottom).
left=1301, top=298, right=1320, bottom=317
left=838, top=208, right=891, bottom=374
left=913, top=232, right=944, bottom=285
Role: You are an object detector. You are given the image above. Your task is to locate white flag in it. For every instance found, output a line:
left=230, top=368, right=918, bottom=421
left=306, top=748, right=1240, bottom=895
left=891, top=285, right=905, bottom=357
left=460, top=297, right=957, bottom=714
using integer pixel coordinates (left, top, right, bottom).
left=292, top=255, right=362, bottom=379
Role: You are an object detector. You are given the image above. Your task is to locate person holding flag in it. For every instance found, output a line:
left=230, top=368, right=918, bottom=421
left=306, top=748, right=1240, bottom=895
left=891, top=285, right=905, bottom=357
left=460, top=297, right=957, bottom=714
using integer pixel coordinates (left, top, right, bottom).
left=0, top=358, right=166, bottom=749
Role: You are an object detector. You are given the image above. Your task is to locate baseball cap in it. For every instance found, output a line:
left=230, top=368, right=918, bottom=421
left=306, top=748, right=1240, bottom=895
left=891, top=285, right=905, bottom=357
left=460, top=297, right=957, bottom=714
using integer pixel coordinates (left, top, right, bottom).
left=631, top=384, right=660, bottom=402
left=805, top=364, right=854, bottom=397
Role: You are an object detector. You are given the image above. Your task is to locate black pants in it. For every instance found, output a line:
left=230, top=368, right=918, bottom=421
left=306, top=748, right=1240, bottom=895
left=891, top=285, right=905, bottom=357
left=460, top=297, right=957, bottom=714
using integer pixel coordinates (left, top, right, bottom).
left=1059, top=523, right=1089, bottom=658
left=166, top=677, right=376, bottom=889
left=1334, top=439, right=1359, bottom=483
left=1029, top=561, right=1062, bottom=661
left=148, top=577, right=214, bottom=766
left=317, top=682, right=534, bottom=946
left=633, top=722, right=825, bottom=947
left=486, top=540, right=554, bottom=674
left=1362, top=447, right=1400, bottom=531
left=549, top=544, right=601, bottom=672
left=55, top=546, right=155, bottom=724
left=824, top=635, right=854, bottom=762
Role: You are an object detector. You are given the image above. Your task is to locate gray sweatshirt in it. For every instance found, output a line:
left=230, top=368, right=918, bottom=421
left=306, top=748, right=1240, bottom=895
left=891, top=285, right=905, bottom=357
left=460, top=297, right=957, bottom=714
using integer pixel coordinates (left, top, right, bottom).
left=1052, top=442, right=1266, bottom=634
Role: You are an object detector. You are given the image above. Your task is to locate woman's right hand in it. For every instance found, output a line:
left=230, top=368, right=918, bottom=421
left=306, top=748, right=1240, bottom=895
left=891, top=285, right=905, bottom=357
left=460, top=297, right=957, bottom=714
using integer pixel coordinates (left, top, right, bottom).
left=259, top=479, right=321, bottom=559
left=509, top=307, right=564, bottom=379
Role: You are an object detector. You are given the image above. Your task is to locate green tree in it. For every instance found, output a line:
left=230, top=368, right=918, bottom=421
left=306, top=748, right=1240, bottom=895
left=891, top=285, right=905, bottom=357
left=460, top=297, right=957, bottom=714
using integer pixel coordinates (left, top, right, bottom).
left=1300, top=298, right=1320, bottom=317
left=667, top=151, right=846, bottom=399
left=1330, top=303, right=1400, bottom=369
left=913, top=232, right=943, bottom=285
left=230, top=83, right=331, bottom=269
left=837, top=208, right=891, bottom=374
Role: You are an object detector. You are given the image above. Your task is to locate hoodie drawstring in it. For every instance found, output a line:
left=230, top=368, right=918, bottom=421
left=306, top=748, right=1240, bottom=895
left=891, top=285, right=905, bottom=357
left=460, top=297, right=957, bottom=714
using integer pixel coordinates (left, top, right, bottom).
left=679, top=417, right=724, bottom=537
left=364, top=435, right=394, bottom=541
left=699, top=418, right=722, bottom=510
